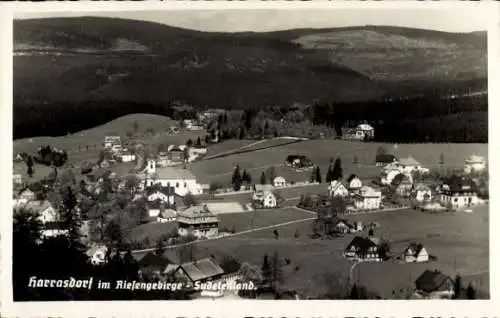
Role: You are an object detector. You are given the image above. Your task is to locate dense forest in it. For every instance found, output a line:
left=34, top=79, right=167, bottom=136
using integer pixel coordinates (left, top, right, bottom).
left=14, top=90, right=487, bottom=143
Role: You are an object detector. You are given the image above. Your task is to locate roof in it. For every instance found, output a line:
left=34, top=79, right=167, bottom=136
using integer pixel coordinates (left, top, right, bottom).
left=159, top=209, right=177, bottom=219
left=179, top=258, right=225, bottom=282
left=43, top=221, right=67, bottom=230
left=415, top=270, right=452, bottom=293
left=23, top=200, right=53, bottom=212
left=145, top=185, right=175, bottom=196
left=347, top=174, right=359, bottom=183
left=414, top=183, right=431, bottom=192
left=153, top=167, right=196, bottom=180
left=465, top=155, right=486, bottom=164
left=273, top=176, right=286, bottom=182
left=442, top=175, right=478, bottom=193
left=179, top=204, right=215, bottom=218
left=358, top=186, right=381, bottom=198
left=254, top=184, right=274, bottom=192
left=148, top=199, right=165, bottom=210
left=345, top=236, right=379, bottom=254
left=329, top=180, right=348, bottom=192
left=331, top=216, right=350, bottom=227
left=375, top=154, right=397, bottom=163
left=137, top=252, right=174, bottom=269
left=398, top=156, right=421, bottom=167
left=357, top=124, right=374, bottom=131
left=392, top=173, right=412, bottom=186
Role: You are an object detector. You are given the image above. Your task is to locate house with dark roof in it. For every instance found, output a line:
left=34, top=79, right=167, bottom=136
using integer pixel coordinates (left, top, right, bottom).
left=343, top=236, right=382, bottom=262
left=177, top=205, right=219, bottom=238
left=402, top=242, right=429, bottom=263
left=173, top=258, right=225, bottom=286
left=440, top=176, right=479, bottom=209
left=331, top=217, right=354, bottom=234
left=391, top=173, right=413, bottom=197
left=146, top=185, right=176, bottom=206
left=375, top=154, right=397, bottom=166
left=137, top=252, right=177, bottom=277
left=414, top=270, right=454, bottom=299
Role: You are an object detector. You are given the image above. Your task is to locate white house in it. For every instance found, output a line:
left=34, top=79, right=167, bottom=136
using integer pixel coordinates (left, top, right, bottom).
left=23, top=200, right=59, bottom=223
left=252, top=189, right=279, bottom=209
left=103, top=136, right=121, bottom=149
left=121, top=151, right=136, bottom=163
left=403, top=242, right=429, bottom=263
left=464, top=155, right=487, bottom=174
left=182, top=119, right=193, bottom=130
left=353, top=186, right=382, bottom=210
left=413, top=184, right=432, bottom=202
left=328, top=180, right=349, bottom=197
left=41, top=222, right=69, bottom=238
left=86, top=245, right=109, bottom=265
left=346, top=174, right=363, bottom=192
left=146, top=186, right=176, bottom=206
left=13, top=174, right=23, bottom=185
left=440, top=176, right=479, bottom=209
left=142, top=159, right=203, bottom=196
left=355, top=123, right=375, bottom=140
left=273, top=176, right=286, bottom=187
left=17, top=187, right=36, bottom=202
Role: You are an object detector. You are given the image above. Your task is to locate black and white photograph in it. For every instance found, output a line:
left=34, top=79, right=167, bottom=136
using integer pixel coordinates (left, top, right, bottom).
left=1, top=1, right=498, bottom=315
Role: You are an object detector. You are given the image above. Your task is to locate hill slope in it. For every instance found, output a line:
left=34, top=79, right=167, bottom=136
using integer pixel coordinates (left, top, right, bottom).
left=13, top=17, right=487, bottom=138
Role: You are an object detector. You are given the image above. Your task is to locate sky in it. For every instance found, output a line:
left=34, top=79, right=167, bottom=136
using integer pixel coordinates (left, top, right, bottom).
left=14, top=8, right=489, bottom=33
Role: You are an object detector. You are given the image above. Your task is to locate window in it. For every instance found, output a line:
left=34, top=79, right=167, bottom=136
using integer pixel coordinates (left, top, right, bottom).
left=453, top=198, right=458, bottom=203
left=176, top=182, right=179, bottom=188
left=184, top=182, right=187, bottom=188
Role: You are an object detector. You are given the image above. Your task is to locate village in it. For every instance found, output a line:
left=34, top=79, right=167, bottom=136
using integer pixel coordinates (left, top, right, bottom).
left=12, top=110, right=489, bottom=300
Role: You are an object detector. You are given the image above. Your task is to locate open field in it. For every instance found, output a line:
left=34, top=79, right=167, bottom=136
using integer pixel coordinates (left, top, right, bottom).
left=13, top=113, right=178, bottom=154
left=127, top=221, right=178, bottom=245
left=158, top=204, right=488, bottom=298
left=205, top=140, right=257, bottom=158
left=190, top=139, right=488, bottom=184
left=218, top=207, right=314, bottom=233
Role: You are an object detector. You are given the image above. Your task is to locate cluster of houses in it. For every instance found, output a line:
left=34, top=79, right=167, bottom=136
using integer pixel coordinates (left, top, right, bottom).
left=327, top=175, right=383, bottom=212
left=373, top=153, right=487, bottom=210
left=342, top=123, right=375, bottom=141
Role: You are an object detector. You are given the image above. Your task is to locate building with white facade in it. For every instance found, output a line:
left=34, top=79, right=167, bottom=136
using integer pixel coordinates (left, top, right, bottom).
left=402, top=242, right=429, bottom=263
left=328, top=180, right=349, bottom=197
left=353, top=186, right=382, bottom=210
left=440, top=176, right=479, bottom=209
left=464, top=155, right=487, bottom=174
left=103, top=136, right=121, bottom=149
left=142, top=159, right=203, bottom=196
left=273, top=176, right=286, bottom=187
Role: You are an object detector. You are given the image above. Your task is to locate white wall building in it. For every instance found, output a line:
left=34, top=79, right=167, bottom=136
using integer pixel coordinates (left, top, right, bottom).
left=273, top=176, right=286, bottom=187
left=328, top=181, right=349, bottom=197
left=464, top=155, right=487, bottom=174
left=440, top=176, right=479, bottom=209
left=403, top=243, right=429, bottom=263
left=142, top=159, right=203, bottom=196
left=353, top=186, right=382, bottom=210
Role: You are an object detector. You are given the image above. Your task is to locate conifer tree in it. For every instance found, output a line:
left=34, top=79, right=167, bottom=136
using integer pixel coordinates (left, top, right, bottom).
left=332, top=158, right=343, bottom=180
left=315, top=166, right=322, bottom=183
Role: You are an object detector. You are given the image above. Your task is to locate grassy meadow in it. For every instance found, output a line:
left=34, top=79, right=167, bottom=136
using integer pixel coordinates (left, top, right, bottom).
left=190, top=139, right=488, bottom=185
